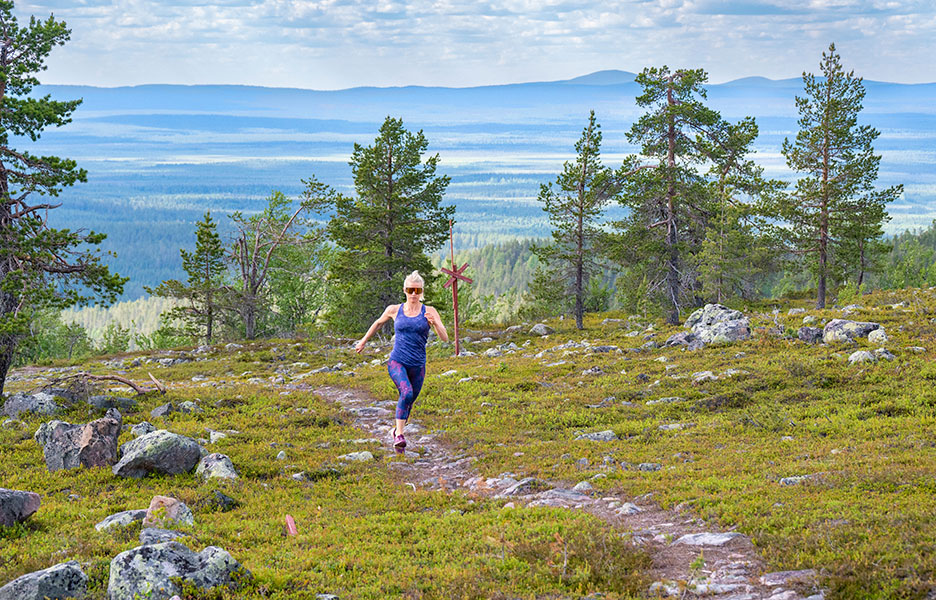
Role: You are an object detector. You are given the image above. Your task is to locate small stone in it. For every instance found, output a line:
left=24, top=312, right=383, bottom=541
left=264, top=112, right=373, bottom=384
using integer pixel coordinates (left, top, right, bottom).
left=338, top=451, right=374, bottom=462
left=868, top=328, right=888, bottom=345
left=529, top=323, right=554, bottom=336
left=95, top=509, right=147, bottom=532
left=572, top=481, right=593, bottom=493
left=150, top=403, right=174, bottom=418
left=130, top=422, right=156, bottom=438
left=637, top=463, right=662, bottom=472
left=140, top=527, right=186, bottom=545
left=276, top=450, right=287, bottom=460
left=672, top=532, right=745, bottom=546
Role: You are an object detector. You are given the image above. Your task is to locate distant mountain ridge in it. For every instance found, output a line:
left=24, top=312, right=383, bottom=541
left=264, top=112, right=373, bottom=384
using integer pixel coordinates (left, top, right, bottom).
left=23, top=70, right=936, bottom=299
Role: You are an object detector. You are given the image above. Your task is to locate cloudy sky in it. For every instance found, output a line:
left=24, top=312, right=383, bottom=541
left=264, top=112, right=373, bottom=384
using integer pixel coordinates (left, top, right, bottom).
left=18, top=0, right=936, bottom=89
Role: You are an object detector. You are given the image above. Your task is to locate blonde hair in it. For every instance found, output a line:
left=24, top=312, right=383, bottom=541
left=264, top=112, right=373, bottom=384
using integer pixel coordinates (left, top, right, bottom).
left=403, top=270, right=425, bottom=301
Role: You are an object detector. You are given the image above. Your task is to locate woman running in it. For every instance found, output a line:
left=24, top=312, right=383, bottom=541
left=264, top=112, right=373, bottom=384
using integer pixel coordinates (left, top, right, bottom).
left=354, top=271, right=449, bottom=448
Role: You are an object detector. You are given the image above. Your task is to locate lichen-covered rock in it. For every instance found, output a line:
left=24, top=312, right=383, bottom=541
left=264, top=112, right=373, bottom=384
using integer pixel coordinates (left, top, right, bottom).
left=107, top=541, right=249, bottom=600
left=0, top=488, right=41, bottom=527
left=95, top=509, right=148, bottom=532
left=2, top=391, right=60, bottom=419
left=140, top=528, right=186, bottom=545
left=823, top=319, right=881, bottom=344
left=574, top=430, right=618, bottom=442
left=848, top=350, right=876, bottom=364
left=34, top=409, right=121, bottom=472
left=113, top=430, right=202, bottom=478
left=684, top=304, right=750, bottom=345
left=685, top=303, right=744, bottom=328
left=131, top=421, right=157, bottom=437
left=529, top=323, right=554, bottom=336
left=868, top=328, right=888, bottom=345
left=143, top=496, right=194, bottom=528
left=195, top=453, right=238, bottom=480
left=0, top=560, right=87, bottom=600
left=797, top=326, right=823, bottom=344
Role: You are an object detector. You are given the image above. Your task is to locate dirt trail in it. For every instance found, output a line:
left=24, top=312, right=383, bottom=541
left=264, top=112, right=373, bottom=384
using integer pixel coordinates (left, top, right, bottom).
left=315, top=385, right=824, bottom=600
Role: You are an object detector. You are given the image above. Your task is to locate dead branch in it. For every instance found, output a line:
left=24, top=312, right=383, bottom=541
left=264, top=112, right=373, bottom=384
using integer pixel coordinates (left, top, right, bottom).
left=44, top=371, right=166, bottom=396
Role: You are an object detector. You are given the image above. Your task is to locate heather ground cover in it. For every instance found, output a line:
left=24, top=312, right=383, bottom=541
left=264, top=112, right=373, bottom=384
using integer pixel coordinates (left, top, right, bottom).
left=2, top=288, right=935, bottom=599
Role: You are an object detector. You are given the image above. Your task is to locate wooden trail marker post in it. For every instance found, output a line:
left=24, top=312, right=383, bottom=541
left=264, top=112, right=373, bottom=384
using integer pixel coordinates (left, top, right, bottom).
left=441, top=220, right=472, bottom=356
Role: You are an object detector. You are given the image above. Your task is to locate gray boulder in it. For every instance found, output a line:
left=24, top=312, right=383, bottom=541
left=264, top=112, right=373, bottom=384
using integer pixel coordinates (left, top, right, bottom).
left=34, top=409, right=122, bottom=472
left=95, top=509, right=148, bottom=532
left=150, top=403, right=175, bottom=418
left=797, top=326, right=823, bottom=344
left=0, top=560, right=87, bottom=600
left=2, top=391, right=60, bottom=419
left=0, top=488, right=41, bottom=527
left=196, top=453, right=238, bottom=480
left=868, top=328, right=888, bottom=345
left=823, top=319, right=881, bottom=344
left=849, top=350, right=876, bottom=364
left=684, top=304, right=750, bottom=345
left=107, top=541, right=249, bottom=600
left=88, top=395, right=138, bottom=412
left=140, top=528, right=187, bottom=545
left=664, top=331, right=696, bottom=346
left=130, top=421, right=157, bottom=437
left=529, top=323, right=554, bottom=336
left=112, top=430, right=203, bottom=478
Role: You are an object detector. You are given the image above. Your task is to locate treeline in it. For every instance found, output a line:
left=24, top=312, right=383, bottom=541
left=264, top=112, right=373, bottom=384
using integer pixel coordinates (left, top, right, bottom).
left=0, top=0, right=911, bottom=384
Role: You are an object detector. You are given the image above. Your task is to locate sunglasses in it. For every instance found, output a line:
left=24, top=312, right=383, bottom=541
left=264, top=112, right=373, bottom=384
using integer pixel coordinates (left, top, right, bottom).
left=405, top=287, right=423, bottom=294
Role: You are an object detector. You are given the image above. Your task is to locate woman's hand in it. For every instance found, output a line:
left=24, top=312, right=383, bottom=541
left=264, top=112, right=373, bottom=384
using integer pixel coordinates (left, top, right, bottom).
left=354, top=339, right=366, bottom=353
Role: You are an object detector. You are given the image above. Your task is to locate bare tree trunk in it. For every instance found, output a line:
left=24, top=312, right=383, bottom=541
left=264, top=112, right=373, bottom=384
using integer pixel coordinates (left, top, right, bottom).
left=665, top=83, right=680, bottom=325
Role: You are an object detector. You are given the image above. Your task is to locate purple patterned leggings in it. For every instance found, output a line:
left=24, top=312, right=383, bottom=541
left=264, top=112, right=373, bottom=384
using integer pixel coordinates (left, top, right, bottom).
left=387, top=359, right=425, bottom=421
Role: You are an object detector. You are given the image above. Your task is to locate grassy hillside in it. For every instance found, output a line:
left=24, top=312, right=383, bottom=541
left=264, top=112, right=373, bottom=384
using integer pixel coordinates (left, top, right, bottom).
left=2, top=287, right=935, bottom=598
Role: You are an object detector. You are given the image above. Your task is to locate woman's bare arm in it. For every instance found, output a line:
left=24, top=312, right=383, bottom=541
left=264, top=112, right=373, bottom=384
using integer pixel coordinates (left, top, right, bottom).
left=355, top=305, right=396, bottom=353
left=425, top=306, right=449, bottom=342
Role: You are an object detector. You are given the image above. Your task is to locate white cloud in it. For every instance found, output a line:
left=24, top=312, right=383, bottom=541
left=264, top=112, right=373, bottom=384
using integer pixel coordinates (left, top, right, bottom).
left=16, top=0, right=936, bottom=88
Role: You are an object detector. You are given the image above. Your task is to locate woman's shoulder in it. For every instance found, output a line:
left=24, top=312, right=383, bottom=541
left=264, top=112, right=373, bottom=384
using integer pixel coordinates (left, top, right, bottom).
left=384, top=304, right=401, bottom=317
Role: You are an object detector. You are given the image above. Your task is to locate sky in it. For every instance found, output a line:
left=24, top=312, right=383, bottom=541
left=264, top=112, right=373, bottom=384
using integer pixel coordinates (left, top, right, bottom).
left=18, top=0, right=936, bottom=89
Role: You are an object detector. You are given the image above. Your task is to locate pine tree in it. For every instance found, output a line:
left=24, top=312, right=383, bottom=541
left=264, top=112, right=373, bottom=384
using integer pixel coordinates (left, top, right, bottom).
left=317, top=117, right=454, bottom=334
left=611, top=67, right=757, bottom=323
left=0, top=1, right=125, bottom=391
left=532, top=111, right=618, bottom=329
left=696, top=118, right=785, bottom=302
left=780, top=43, right=901, bottom=308
left=147, top=211, right=225, bottom=344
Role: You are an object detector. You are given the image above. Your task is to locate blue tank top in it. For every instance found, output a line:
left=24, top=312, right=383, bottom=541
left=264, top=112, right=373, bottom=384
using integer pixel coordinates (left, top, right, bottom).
left=389, top=303, right=429, bottom=367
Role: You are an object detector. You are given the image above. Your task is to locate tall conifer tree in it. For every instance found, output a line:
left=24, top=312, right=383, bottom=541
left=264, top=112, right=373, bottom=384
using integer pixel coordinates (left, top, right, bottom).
left=532, top=111, right=617, bottom=329
left=611, top=67, right=764, bottom=323
left=318, top=117, right=453, bottom=334
left=780, top=43, right=900, bottom=307
left=0, top=1, right=125, bottom=391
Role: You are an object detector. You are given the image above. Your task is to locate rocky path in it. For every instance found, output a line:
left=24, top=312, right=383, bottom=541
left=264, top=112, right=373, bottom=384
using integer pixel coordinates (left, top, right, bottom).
left=314, top=384, right=823, bottom=600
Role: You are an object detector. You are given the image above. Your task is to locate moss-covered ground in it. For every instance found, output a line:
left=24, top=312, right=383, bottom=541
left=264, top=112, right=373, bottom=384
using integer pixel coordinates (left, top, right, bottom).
left=2, top=287, right=935, bottom=599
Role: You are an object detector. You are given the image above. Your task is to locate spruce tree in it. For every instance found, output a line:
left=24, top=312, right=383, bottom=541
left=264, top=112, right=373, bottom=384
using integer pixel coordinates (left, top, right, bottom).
left=780, top=43, right=901, bottom=308
left=0, top=1, right=125, bottom=391
left=147, top=211, right=225, bottom=344
left=532, top=111, right=617, bottom=329
left=319, top=117, right=453, bottom=334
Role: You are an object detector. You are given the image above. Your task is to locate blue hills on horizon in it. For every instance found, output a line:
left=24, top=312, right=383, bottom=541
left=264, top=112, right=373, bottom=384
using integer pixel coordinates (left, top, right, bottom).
left=27, top=70, right=936, bottom=299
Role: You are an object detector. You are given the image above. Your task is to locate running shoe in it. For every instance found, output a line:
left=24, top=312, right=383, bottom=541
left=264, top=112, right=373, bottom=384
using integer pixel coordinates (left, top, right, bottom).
left=393, top=433, right=407, bottom=448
